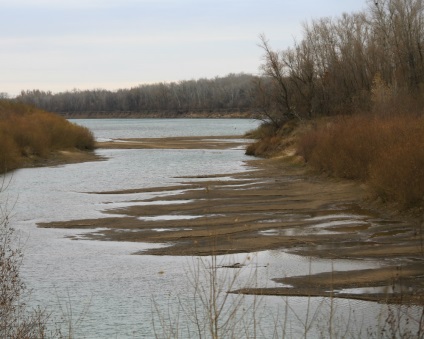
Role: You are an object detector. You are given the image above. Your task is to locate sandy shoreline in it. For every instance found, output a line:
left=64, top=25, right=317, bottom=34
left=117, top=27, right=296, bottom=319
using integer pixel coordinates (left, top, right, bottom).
left=38, top=136, right=424, bottom=304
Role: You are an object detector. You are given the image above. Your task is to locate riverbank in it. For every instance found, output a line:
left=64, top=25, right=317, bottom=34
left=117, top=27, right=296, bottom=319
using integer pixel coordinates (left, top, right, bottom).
left=247, top=115, right=424, bottom=210
left=38, top=135, right=424, bottom=305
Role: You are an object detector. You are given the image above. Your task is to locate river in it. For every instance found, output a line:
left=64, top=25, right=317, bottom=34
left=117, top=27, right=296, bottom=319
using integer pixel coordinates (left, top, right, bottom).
left=1, top=119, right=420, bottom=338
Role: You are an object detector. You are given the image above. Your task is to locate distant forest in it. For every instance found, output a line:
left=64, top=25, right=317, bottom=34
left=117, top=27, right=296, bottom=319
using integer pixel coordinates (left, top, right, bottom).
left=16, top=73, right=258, bottom=118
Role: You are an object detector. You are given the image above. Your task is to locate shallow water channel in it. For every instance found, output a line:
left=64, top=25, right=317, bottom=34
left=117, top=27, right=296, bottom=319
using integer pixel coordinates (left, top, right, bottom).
left=2, top=119, right=421, bottom=338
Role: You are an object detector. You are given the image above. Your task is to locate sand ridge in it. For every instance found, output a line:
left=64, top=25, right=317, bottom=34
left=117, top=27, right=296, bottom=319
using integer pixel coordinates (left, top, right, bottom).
left=38, top=136, right=424, bottom=304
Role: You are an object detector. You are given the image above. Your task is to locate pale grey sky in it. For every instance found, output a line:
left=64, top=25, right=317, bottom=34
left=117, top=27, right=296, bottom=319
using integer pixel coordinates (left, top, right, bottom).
left=0, top=0, right=369, bottom=96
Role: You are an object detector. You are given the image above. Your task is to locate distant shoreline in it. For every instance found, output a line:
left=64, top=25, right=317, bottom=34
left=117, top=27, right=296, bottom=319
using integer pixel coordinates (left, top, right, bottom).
left=58, top=110, right=256, bottom=119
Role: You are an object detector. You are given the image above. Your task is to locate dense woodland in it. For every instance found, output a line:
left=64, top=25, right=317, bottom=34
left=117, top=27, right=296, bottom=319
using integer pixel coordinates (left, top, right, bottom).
left=257, top=0, right=424, bottom=126
left=16, top=73, right=257, bottom=117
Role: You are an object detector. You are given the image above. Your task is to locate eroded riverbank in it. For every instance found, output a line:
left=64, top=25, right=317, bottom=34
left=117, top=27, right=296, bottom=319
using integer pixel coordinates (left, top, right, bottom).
left=38, top=136, right=424, bottom=305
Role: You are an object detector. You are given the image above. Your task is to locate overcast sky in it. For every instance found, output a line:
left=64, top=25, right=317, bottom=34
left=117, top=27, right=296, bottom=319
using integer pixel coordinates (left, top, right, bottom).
left=1, top=0, right=368, bottom=96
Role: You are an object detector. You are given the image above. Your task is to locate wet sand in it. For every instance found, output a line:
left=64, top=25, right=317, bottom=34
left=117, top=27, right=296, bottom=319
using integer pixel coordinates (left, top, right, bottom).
left=38, top=136, right=424, bottom=304
left=24, top=149, right=102, bottom=169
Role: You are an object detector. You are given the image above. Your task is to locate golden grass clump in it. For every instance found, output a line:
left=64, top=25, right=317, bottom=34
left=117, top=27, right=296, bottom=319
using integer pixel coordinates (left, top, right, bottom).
left=0, top=100, right=95, bottom=173
left=297, top=115, right=424, bottom=209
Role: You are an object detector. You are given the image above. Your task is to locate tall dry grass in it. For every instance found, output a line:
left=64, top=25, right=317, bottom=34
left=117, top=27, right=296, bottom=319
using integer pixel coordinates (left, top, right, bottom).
left=0, top=100, right=94, bottom=173
left=297, top=115, right=424, bottom=209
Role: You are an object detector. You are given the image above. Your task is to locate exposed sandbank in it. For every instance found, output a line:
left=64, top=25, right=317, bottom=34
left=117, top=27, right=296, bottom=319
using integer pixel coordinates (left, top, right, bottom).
left=38, top=136, right=424, bottom=304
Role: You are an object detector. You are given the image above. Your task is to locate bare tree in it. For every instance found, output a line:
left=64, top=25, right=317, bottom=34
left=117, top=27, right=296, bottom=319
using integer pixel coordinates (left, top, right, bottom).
left=257, top=34, right=301, bottom=126
left=369, top=0, right=424, bottom=90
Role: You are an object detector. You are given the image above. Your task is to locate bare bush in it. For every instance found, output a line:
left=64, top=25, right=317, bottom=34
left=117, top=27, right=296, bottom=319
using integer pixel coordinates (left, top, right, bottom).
left=0, top=182, right=54, bottom=338
left=152, top=254, right=264, bottom=339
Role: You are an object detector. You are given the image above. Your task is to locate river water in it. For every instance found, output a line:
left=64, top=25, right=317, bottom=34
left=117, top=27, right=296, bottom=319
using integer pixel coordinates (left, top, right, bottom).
left=1, top=119, right=420, bottom=338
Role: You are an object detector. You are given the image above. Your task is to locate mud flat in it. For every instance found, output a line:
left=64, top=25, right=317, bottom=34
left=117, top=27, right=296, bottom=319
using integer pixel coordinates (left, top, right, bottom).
left=38, top=136, right=424, bottom=304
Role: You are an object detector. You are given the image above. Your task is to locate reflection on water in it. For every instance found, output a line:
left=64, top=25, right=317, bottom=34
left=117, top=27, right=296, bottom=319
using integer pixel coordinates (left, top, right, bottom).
left=1, top=119, right=422, bottom=338
left=339, top=284, right=415, bottom=295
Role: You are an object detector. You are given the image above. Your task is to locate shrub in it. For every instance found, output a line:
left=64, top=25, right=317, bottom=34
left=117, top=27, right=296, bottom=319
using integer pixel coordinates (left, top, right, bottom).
left=369, top=129, right=424, bottom=208
left=297, top=115, right=424, bottom=209
left=0, top=100, right=95, bottom=173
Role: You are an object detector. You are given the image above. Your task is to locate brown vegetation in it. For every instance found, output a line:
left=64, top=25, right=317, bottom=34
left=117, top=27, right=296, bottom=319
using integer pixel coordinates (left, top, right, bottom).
left=296, top=114, right=424, bottom=209
left=0, top=100, right=95, bottom=173
left=249, top=114, right=424, bottom=210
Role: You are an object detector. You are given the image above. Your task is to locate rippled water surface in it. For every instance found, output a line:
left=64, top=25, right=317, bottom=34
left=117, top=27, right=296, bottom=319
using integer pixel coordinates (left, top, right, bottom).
left=77, top=118, right=257, bottom=141
left=2, top=119, right=420, bottom=338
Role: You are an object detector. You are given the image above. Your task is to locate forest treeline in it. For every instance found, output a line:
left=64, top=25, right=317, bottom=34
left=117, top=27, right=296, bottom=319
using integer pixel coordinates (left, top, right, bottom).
left=16, top=73, right=257, bottom=118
